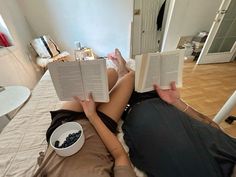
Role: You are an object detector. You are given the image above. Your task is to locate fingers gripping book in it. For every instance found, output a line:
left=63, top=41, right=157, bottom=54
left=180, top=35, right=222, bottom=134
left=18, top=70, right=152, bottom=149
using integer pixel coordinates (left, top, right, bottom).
left=135, top=50, right=185, bottom=93
left=48, top=59, right=109, bottom=102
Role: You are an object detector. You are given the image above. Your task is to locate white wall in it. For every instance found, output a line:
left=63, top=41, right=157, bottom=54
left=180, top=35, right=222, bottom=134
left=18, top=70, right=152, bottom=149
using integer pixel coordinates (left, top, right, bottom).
left=0, top=0, right=42, bottom=89
left=18, top=0, right=134, bottom=58
left=162, top=0, right=222, bottom=51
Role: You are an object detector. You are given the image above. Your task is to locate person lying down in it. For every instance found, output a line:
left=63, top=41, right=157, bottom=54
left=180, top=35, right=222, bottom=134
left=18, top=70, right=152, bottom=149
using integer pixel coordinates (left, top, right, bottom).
left=34, top=49, right=136, bottom=177
left=34, top=49, right=236, bottom=177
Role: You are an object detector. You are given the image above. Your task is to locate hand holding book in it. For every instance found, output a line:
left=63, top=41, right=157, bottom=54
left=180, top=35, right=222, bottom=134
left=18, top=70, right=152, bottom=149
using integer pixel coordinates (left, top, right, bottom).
left=73, top=93, right=98, bottom=122
left=153, top=81, right=180, bottom=105
left=48, top=59, right=109, bottom=102
left=135, top=50, right=185, bottom=93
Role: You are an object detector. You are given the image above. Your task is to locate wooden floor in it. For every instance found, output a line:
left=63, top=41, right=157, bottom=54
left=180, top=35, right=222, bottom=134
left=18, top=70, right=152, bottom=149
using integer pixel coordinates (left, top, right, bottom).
left=181, top=60, right=236, bottom=137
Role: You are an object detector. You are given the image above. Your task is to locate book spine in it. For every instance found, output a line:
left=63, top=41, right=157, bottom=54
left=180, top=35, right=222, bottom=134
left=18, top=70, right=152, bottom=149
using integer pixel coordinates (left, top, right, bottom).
left=78, top=60, right=86, bottom=100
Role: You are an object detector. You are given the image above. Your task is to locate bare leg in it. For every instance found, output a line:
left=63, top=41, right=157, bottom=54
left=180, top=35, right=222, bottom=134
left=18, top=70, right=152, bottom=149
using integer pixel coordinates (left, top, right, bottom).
left=109, top=48, right=129, bottom=78
left=98, top=70, right=134, bottom=123
left=62, top=68, right=118, bottom=112
left=107, top=68, right=119, bottom=90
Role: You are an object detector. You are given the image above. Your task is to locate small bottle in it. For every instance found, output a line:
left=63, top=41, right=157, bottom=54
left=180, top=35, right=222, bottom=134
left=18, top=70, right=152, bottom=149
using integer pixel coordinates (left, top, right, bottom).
left=75, top=41, right=82, bottom=50
left=75, top=50, right=84, bottom=61
left=74, top=42, right=84, bottom=60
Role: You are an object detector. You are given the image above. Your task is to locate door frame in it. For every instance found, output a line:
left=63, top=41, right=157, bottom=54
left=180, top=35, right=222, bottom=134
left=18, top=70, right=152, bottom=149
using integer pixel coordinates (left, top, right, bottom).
left=131, top=0, right=142, bottom=57
left=197, top=0, right=235, bottom=64
left=159, top=0, right=171, bottom=52
left=131, top=0, right=169, bottom=57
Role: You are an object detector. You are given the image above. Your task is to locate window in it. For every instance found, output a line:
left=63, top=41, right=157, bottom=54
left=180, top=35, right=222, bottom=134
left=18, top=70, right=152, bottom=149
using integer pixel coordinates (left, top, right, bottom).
left=0, top=15, right=13, bottom=48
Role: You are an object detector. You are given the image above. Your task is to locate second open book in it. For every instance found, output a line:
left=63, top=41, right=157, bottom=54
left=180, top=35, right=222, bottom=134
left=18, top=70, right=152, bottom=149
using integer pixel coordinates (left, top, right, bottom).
left=135, top=50, right=185, bottom=93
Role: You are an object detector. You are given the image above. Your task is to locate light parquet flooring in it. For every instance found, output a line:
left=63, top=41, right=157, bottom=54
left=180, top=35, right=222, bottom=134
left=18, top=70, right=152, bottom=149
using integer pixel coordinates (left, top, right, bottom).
left=180, top=61, right=236, bottom=137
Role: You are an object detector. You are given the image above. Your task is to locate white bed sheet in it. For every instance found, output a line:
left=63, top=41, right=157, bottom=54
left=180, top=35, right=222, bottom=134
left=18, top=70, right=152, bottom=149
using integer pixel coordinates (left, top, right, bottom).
left=0, top=71, right=62, bottom=177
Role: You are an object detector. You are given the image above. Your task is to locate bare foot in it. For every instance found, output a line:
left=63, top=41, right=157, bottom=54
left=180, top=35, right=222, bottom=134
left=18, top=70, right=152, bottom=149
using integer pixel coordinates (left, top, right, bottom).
left=111, top=49, right=129, bottom=77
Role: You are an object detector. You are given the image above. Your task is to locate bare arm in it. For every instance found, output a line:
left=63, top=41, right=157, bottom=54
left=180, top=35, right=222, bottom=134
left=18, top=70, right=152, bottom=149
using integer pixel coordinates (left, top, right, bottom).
left=172, top=98, right=220, bottom=129
left=89, top=114, right=131, bottom=166
left=74, top=95, right=131, bottom=167
left=154, top=82, right=220, bottom=129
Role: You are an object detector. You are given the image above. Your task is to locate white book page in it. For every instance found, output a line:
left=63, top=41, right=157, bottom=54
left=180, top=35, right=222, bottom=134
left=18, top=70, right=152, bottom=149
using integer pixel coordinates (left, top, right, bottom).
left=80, top=59, right=109, bottom=102
left=48, top=61, right=85, bottom=101
left=160, top=50, right=184, bottom=89
left=142, top=53, right=161, bottom=92
left=134, top=55, right=142, bottom=92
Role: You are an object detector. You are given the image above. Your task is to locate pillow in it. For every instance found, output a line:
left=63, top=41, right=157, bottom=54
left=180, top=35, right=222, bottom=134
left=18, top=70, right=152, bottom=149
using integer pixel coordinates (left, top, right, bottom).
left=31, top=35, right=60, bottom=58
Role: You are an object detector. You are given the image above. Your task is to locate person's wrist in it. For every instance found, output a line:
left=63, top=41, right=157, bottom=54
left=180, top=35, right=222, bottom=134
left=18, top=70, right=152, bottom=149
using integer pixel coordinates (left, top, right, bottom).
left=172, top=97, right=181, bottom=106
left=169, top=94, right=181, bottom=106
left=173, top=98, right=188, bottom=111
left=87, top=112, right=98, bottom=123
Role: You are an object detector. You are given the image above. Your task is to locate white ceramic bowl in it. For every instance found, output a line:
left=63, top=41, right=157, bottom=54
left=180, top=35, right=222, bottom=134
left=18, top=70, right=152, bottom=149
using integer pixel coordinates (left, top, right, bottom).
left=50, top=122, right=85, bottom=157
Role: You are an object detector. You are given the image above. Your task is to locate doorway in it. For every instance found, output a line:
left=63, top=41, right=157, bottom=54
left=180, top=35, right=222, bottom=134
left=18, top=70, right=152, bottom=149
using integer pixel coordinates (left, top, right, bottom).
left=197, top=0, right=236, bottom=64
left=131, top=0, right=168, bottom=57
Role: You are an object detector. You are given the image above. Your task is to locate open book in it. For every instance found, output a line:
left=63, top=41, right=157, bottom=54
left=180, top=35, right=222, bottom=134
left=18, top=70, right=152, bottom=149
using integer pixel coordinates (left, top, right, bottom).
left=135, top=50, right=184, bottom=93
left=48, top=59, right=109, bottom=102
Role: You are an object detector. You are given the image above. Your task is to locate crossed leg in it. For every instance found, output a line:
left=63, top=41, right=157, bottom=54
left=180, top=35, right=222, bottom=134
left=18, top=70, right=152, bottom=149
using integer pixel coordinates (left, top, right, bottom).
left=62, top=49, right=134, bottom=123
left=97, top=49, right=134, bottom=122
left=97, top=70, right=134, bottom=123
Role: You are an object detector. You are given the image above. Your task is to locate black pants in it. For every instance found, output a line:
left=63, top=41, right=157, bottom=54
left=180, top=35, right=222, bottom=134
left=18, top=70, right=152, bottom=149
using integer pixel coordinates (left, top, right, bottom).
left=122, top=98, right=236, bottom=177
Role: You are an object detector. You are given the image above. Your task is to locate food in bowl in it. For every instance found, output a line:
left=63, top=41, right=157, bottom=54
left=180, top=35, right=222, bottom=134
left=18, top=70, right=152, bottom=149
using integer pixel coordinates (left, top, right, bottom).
left=54, top=130, right=82, bottom=148
left=50, top=122, right=85, bottom=157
